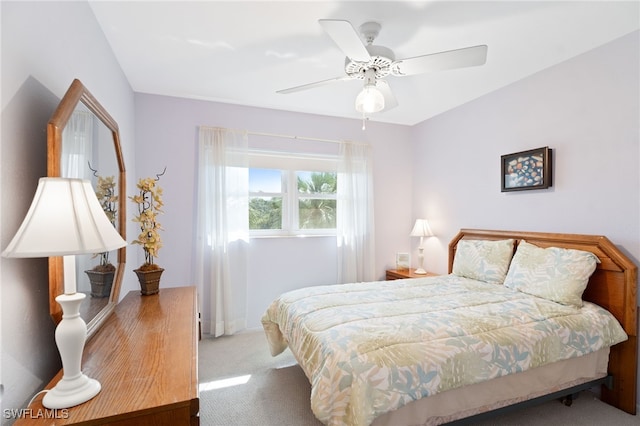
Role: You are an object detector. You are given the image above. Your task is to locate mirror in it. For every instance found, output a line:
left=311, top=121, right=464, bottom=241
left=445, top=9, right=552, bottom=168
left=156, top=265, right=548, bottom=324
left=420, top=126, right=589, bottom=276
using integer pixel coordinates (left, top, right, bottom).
left=47, top=79, right=126, bottom=338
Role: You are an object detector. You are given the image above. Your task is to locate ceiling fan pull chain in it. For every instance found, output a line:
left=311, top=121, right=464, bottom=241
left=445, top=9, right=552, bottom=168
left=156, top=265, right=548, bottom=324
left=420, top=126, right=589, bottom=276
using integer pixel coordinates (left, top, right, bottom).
left=362, top=112, right=366, bottom=130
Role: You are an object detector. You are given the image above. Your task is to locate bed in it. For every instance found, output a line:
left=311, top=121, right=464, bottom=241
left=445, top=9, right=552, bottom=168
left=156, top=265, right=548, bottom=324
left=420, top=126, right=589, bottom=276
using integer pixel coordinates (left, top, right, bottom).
left=261, top=229, right=638, bottom=425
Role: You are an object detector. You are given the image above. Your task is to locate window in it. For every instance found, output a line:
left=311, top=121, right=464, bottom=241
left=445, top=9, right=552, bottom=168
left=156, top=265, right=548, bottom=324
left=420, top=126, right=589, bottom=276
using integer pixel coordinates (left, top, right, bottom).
left=249, top=168, right=284, bottom=231
left=297, top=171, right=336, bottom=230
left=248, top=151, right=337, bottom=236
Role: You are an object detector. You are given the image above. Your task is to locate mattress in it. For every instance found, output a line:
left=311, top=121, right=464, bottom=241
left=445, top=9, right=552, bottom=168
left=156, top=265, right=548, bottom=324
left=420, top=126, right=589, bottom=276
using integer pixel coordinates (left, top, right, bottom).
left=373, top=347, right=609, bottom=425
left=262, top=274, right=627, bottom=426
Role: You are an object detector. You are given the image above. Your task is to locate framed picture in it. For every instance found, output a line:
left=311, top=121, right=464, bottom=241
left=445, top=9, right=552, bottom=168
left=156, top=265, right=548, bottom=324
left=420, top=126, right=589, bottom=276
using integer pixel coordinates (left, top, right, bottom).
left=396, top=252, right=410, bottom=271
left=501, top=147, right=552, bottom=192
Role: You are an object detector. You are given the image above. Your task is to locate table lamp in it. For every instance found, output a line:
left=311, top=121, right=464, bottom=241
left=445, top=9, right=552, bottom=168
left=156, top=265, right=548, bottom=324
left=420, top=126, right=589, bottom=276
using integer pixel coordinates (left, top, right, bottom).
left=410, top=219, right=434, bottom=274
left=2, top=177, right=127, bottom=409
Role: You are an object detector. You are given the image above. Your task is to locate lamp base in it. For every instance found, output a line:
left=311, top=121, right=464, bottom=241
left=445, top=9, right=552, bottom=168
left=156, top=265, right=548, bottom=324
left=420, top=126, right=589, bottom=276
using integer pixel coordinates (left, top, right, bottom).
left=42, top=374, right=101, bottom=409
left=43, top=292, right=101, bottom=409
left=414, top=268, right=427, bottom=274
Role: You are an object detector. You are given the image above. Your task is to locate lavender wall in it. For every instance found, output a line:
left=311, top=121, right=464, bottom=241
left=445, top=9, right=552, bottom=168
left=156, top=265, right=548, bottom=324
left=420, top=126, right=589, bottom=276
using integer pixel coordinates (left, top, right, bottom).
left=134, top=94, right=414, bottom=328
left=1, top=1, right=136, bottom=416
left=411, top=30, right=639, bottom=275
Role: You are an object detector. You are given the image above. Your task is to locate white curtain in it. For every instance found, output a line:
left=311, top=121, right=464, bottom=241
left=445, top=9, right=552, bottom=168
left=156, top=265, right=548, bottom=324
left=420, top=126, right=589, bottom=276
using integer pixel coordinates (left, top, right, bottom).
left=196, top=127, right=249, bottom=337
left=62, top=110, right=95, bottom=289
left=336, top=141, right=376, bottom=283
left=62, top=110, right=93, bottom=178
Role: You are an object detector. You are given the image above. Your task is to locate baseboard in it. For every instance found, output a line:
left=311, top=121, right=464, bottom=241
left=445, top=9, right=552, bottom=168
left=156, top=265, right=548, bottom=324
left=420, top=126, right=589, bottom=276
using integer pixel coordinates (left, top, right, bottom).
left=200, top=326, right=263, bottom=338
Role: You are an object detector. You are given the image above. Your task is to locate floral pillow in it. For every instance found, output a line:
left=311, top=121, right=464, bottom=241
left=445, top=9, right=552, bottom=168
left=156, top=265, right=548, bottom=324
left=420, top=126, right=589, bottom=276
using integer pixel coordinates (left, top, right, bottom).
left=503, top=240, right=600, bottom=307
left=452, top=239, right=515, bottom=284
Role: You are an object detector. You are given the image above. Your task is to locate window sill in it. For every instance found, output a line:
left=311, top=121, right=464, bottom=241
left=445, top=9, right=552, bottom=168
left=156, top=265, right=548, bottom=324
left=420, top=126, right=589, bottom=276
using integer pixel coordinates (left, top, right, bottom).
left=249, top=233, right=336, bottom=240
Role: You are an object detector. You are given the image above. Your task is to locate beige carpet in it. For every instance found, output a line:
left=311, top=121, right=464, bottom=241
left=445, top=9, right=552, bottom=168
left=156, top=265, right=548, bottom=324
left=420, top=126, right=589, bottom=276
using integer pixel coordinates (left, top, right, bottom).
left=198, top=330, right=639, bottom=425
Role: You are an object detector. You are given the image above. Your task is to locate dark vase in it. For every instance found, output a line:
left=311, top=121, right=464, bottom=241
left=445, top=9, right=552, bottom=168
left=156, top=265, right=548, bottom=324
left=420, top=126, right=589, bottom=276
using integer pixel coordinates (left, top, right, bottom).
left=134, top=267, right=164, bottom=295
left=85, top=269, right=115, bottom=298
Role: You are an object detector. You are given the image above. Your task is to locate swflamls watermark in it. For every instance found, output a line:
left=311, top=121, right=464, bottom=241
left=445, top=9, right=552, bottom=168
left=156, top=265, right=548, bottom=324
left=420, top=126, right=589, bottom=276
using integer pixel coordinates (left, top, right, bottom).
left=3, top=408, right=69, bottom=419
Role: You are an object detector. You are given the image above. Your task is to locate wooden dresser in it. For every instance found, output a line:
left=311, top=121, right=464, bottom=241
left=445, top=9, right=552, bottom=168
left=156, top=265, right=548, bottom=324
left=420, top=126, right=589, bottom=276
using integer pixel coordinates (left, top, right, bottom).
left=16, top=286, right=199, bottom=426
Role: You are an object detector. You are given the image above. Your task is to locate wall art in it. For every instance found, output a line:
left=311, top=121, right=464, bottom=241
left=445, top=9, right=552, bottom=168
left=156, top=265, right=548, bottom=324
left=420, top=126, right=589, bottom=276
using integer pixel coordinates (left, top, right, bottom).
left=501, top=146, right=552, bottom=192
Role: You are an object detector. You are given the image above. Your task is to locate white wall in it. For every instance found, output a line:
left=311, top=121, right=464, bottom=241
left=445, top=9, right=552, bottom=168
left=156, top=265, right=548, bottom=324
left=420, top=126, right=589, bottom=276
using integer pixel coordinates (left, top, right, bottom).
left=134, top=94, right=414, bottom=328
left=411, top=30, right=639, bottom=406
left=0, top=1, right=136, bottom=417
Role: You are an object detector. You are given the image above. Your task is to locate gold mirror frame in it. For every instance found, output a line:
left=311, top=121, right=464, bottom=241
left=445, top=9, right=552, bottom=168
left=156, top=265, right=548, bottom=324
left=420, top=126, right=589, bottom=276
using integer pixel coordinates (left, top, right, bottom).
left=47, top=79, right=126, bottom=338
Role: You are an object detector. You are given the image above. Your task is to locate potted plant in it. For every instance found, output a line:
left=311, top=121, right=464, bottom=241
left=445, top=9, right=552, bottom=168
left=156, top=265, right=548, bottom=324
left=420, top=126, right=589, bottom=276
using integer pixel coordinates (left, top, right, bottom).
left=85, top=175, right=118, bottom=297
left=130, top=173, right=164, bottom=295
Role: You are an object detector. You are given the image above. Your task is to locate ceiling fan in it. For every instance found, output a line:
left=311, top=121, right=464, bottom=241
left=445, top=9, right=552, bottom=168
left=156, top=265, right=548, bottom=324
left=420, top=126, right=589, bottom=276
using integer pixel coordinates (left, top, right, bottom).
left=277, top=19, right=488, bottom=115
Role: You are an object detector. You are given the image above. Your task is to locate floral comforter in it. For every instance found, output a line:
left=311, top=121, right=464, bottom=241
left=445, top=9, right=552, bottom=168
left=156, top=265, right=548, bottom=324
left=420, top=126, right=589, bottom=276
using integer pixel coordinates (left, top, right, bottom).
left=261, top=275, right=627, bottom=426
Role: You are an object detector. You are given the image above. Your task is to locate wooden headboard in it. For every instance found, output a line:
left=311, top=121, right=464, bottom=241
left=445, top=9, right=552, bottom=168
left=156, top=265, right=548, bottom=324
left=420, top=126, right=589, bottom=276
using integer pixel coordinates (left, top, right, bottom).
left=448, top=229, right=638, bottom=414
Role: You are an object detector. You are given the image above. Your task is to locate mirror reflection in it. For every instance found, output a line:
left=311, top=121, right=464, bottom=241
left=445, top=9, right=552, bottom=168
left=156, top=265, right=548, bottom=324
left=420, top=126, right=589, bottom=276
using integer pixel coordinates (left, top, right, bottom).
left=61, top=103, right=118, bottom=320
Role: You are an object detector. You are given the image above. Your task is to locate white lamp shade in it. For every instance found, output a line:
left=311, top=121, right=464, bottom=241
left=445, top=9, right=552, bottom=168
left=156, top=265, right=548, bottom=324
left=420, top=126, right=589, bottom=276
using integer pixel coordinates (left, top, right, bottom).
left=3, top=177, right=126, bottom=258
left=355, top=84, right=385, bottom=113
left=410, top=219, right=434, bottom=237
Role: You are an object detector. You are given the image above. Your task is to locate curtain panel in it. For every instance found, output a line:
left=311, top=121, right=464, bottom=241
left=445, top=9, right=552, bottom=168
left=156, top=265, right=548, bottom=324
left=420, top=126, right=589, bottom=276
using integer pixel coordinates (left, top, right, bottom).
left=62, top=110, right=94, bottom=179
left=196, top=127, right=249, bottom=337
left=336, top=141, right=376, bottom=283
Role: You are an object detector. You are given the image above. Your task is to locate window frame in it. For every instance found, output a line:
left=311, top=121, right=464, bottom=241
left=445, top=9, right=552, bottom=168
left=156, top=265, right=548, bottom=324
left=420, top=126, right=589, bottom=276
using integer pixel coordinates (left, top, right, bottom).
left=248, top=150, right=338, bottom=237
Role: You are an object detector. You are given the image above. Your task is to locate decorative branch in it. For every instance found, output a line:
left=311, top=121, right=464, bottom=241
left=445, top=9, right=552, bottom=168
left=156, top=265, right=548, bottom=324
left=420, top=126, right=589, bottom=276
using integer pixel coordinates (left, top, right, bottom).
left=155, top=166, right=167, bottom=181
left=88, top=161, right=99, bottom=177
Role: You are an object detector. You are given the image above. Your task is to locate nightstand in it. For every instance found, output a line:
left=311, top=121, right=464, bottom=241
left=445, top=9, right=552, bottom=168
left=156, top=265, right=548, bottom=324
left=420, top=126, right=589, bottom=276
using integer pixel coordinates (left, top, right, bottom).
left=386, top=268, right=438, bottom=280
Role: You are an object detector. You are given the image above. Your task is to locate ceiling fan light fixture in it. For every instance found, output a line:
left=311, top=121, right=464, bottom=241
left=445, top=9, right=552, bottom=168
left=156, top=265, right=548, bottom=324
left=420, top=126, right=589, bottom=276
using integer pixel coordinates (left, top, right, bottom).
left=355, top=83, right=385, bottom=113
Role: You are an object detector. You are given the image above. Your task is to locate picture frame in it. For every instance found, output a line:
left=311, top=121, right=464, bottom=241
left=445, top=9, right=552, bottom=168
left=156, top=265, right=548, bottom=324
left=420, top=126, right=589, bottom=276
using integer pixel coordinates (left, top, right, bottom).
left=396, top=252, right=410, bottom=271
left=501, top=146, right=552, bottom=192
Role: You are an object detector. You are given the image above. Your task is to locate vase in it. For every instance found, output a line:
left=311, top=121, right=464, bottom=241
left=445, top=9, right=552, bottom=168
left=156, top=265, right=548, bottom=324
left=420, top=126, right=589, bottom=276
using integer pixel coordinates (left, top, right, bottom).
left=85, top=269, right=115, bottom=298
left=134, top=267, right=164, bottom=295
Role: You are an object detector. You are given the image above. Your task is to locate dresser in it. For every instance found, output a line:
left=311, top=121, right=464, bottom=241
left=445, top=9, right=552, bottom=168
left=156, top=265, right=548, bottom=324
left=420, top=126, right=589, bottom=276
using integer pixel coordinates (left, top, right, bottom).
left=16, top=286, right=199, bottom=426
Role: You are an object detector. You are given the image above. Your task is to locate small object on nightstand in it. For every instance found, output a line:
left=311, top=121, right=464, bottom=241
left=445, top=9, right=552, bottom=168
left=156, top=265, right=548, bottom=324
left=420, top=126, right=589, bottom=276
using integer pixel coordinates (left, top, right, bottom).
left=386, top=268, right=437, bottom=280
left=396, top=252, right=410, bottom=271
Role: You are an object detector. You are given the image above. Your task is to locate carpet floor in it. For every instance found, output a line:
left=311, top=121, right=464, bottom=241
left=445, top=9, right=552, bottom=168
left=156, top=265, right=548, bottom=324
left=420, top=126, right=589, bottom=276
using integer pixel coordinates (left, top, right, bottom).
left=198, top=330, right=639, bottom=425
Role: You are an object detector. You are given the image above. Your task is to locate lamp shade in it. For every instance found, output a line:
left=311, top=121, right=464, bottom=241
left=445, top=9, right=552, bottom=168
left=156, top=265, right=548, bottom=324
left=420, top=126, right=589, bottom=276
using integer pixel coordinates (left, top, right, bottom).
left=410, top=219, right=434, bottom=238
left=355, top=84, right=385, bottom=113
left=3, top=177, right=126, bottom=258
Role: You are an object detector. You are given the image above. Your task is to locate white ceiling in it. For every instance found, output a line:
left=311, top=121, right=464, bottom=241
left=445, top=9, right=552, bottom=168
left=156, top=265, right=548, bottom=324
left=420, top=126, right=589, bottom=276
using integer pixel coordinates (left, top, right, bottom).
left=89, top=1, right=639, bottom=126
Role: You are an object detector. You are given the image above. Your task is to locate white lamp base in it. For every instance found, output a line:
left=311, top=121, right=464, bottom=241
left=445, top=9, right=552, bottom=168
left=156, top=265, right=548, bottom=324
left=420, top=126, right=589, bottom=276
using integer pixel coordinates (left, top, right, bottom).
left=42, top=374, right=101, bottom=409
left=42, top=292, right=101, bottom=409
left=415, top=245, right=427, bottom=275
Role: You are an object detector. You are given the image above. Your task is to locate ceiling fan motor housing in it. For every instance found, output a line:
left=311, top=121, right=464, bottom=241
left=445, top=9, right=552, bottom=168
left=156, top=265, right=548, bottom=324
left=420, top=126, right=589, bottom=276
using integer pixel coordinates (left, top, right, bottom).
left=344, top=45, right=395, bottom=79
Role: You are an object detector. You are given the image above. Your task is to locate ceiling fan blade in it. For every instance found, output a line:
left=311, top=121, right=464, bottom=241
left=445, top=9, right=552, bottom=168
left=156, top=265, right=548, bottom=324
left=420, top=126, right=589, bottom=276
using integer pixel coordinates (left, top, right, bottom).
left=392, top=45, right=488, bottom=76
left=377, top=80, right=398, bottom=111
left=276, top=76, right=353, bottom=94
left=318, top=19, right=371, bottom=62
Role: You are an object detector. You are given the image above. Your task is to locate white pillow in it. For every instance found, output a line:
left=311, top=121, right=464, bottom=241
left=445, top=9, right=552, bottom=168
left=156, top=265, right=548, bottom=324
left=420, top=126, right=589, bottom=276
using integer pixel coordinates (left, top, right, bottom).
left=452, top=239, right=515, bottom=284
left=503, top=240, right=600, bottom=307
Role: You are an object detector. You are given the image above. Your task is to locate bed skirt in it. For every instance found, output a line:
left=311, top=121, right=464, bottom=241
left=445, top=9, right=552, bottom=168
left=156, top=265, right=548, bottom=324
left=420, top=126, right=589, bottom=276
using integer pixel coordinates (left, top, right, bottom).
left=372, top=348, right=609, bottom=426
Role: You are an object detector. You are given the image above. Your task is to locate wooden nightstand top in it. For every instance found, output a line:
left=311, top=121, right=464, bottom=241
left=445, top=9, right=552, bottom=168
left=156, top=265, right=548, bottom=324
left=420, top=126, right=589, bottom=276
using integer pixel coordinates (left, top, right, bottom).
left=386, top=268, right=438, bottom=280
